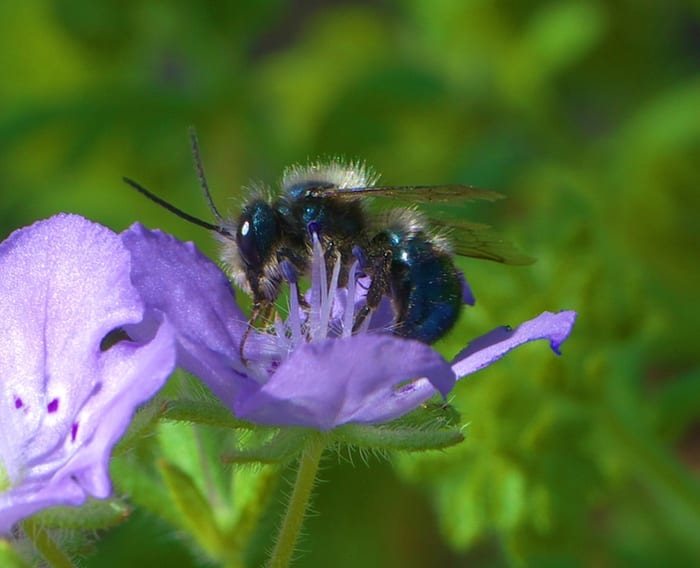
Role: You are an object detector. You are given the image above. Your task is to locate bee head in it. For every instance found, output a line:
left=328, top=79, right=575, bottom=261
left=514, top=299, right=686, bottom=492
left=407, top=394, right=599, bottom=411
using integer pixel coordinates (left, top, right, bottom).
left=219, top=199, right=283, bottom=303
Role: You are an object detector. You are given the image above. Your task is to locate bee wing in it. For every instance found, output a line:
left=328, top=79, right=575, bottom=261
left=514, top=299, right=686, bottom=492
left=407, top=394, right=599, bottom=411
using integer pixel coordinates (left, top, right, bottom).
left=314, top=184, right=504, bottom=203
left=431, top=218, right=536, bottom=265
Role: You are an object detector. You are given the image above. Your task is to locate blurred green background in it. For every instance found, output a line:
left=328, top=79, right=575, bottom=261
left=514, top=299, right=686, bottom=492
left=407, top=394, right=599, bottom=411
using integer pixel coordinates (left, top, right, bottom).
left=2, top=0, right=699, bottom=566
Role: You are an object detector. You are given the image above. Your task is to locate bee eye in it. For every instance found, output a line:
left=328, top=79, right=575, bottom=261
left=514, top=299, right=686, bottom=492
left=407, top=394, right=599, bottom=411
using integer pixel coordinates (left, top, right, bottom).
left=236, top=201, right=280, bottom=268
left=236, top=215, right=261, bottom=267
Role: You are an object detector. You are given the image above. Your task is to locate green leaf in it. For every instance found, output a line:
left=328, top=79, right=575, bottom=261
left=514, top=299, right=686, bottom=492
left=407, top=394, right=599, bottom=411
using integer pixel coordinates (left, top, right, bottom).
left=158, top=460, right=225, bottom=558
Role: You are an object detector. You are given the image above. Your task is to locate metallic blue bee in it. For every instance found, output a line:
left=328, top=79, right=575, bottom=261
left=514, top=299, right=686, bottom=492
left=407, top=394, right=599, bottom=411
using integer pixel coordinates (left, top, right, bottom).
left=124, top=132, right=532, bottom=347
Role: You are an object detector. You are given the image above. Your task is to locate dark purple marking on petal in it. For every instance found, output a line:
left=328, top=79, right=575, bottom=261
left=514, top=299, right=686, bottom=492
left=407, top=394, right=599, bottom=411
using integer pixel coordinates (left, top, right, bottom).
left=71, top=422, right=79, bottom=442
left=47, top=398, right=59, bottom=413
left=14, top=396, right=23, bottom=409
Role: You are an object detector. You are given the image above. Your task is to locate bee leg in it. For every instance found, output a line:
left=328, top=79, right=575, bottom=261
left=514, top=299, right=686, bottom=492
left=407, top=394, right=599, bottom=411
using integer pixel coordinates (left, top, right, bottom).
left=297, top=288, right=310, bottom=310
left=261, top=302, right=277, bottom=326
left=239, top=302, right=276, bottom=365
left=353, top=248, right=392, bottom=333
left=239, top=304, right=260, bottom=365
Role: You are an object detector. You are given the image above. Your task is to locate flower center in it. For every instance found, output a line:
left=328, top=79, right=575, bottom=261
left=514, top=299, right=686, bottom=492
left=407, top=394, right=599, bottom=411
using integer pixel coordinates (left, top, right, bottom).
left=277, top=232, right=367, bottom=349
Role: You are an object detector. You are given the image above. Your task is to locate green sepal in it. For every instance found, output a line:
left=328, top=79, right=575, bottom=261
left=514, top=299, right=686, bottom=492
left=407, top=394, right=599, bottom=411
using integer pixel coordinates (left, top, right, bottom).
left=392, top=399, right=462, bottom=429
left=29, top=500, right=130, bottom=530
left=223, top=428, right=311, bottom=465
left=157, top=459, right=226, bottom=558
left=0, top=539, right=32, bottom=568
left=161, top=397, right=255, bottom=430
left=334, top=422, right=464, bottom=452
left=112, top=397, right=163, bottom=456
left=333, top=401, right=464, bottom=452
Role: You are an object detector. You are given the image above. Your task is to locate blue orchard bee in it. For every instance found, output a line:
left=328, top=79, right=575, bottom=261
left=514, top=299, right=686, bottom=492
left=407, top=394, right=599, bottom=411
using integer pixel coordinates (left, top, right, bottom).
left=124, top=130, right=533, bottom=353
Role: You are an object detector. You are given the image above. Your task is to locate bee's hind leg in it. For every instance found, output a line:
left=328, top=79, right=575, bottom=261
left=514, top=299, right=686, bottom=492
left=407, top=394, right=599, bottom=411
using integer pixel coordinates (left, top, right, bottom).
left=352, top=248, right=392, bottom=333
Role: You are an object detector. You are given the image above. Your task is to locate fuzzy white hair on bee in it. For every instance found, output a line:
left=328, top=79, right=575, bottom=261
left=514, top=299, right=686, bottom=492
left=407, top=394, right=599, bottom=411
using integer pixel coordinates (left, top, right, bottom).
left=281, top=159, right=379, bottom=193
left=219, top=231, right=284, bottom=302
left=377, top=207, right=453, bottom=254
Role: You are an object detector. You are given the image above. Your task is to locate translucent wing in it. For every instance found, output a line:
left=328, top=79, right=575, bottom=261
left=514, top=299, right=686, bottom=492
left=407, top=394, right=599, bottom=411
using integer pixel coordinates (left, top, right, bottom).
left=309, top=184, right=504, bottom=203
left=431, top=218, right=536, bottom=265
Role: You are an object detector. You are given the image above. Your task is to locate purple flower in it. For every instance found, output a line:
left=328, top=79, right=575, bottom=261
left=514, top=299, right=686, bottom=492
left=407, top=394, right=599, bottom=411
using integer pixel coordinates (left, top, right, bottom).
left=123, top=224, right=576, bottom=431
left=0, top=215, right=176, bottom=534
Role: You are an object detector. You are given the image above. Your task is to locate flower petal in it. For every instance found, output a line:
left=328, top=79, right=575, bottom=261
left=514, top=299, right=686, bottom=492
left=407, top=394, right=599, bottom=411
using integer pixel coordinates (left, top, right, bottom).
left=121, top=224, right=261, bottom=408
left=359, top=310, right=579, bottom=415
left=451, top=310, right=577, bottom=378
left=0, top=320, right=174, bottom=533
left=0, top=214, right=176, bottom=533
left=234, top=334, right=456, bottom=430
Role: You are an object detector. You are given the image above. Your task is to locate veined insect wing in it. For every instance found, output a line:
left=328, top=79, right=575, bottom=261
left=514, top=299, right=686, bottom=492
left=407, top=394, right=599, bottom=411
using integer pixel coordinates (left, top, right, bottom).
left=429, top=218, right=535, bottom=265
left=313, top=183, right=504, bottom=203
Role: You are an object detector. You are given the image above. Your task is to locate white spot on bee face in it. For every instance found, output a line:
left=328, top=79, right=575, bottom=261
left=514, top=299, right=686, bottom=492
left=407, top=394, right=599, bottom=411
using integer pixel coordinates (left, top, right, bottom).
left=241, top=220, right=250, bottom=236
left=400, top=251, right=409, bottom=262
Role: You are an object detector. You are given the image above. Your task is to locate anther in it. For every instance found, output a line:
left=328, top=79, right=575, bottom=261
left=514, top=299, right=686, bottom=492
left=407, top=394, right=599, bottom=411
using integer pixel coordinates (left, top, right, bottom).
left=280, top=259, right=298, bottom=284
left=307, top=221, right=322, bottom=238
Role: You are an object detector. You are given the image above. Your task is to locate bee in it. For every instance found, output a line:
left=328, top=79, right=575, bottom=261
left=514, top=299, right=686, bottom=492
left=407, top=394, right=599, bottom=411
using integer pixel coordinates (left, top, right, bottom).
left=124, top=131, right=532, bottom=350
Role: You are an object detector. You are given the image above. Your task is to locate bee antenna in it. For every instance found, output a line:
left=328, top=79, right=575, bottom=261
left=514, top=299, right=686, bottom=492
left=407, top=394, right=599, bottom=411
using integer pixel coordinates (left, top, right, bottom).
left=123, top=176, right=233, bottom=238
left=188, top=126, right=226, bottom=226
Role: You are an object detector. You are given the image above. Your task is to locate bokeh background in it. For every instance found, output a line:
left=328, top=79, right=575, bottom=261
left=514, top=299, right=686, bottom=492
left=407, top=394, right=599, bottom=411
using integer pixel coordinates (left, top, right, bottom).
left=2, top=0, right=699, bottom=566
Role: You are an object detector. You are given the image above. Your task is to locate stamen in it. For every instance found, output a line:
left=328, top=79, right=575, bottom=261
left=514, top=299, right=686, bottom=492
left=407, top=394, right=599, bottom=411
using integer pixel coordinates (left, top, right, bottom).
left=343, top=261, right=359, bottom=338
left=319, top=250, right=341, bottom=337
left=280, top=259, right=298, bottom=284
left=307, top=221, right=322, bottom=238
left=352, top=245, right=368, bottom=269
left=308, top=232, right=326, bottom=339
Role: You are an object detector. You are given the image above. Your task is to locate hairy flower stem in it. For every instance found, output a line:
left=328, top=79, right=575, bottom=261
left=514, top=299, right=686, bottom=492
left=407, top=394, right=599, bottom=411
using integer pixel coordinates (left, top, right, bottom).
left=267, top=432, right=327, bottom=568
left=22, top=519, right=76, bottom=568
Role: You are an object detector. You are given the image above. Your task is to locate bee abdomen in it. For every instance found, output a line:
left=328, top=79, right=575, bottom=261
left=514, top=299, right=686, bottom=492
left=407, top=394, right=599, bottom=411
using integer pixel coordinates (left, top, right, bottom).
left=373, top=226, right=463, bottom=344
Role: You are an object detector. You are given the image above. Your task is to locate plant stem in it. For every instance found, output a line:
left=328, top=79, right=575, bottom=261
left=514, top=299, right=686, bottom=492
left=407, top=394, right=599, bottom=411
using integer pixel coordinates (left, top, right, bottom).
left=267, top=432, right=326, bottom=568
left=22, top=518, right=76, bottom=568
